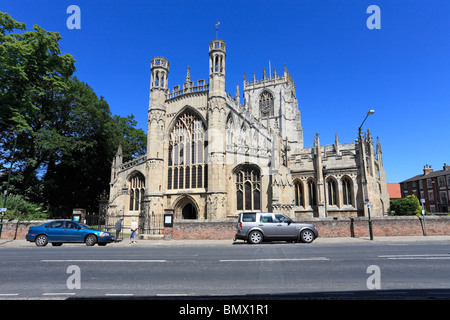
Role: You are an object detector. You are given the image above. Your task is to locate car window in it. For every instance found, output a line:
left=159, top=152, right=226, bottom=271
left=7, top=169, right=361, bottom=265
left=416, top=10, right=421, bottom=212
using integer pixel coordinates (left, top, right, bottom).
left=65, top=221, right=79, bottom=229
left=242, top=213, right=256, bottom=222
left=274, top=214, right=291, bottom=223
left=46, top=221, right=64, bottom=228
left=260, top=213, right=274, bottom=223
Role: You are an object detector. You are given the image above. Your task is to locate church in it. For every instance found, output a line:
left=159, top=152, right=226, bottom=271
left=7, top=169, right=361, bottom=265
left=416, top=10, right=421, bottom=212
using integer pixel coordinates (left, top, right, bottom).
left=107, top=37, right=390, bottom=233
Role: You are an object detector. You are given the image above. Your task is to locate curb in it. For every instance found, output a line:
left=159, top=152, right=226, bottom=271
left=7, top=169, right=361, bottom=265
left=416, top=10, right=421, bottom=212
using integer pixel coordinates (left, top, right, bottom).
left=1, top=235, right=450, bottom=247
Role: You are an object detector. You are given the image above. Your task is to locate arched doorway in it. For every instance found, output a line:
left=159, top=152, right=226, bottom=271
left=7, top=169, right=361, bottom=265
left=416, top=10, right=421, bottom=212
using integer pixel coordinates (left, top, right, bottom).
left=182, top=203, right=197, bottom=219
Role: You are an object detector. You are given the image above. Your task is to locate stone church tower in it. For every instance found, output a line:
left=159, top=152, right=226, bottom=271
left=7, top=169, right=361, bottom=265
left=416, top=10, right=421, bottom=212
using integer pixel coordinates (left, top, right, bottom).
left=107, top=37, right=390, bottom=234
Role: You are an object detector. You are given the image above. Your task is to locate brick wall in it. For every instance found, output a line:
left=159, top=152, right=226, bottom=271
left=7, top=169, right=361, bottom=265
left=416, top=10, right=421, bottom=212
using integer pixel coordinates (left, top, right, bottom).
left=0, top=220, right=46, bottom=240
left=1, top=216, right=449, bottom=240
left=170, top=216, right=450, bottom=240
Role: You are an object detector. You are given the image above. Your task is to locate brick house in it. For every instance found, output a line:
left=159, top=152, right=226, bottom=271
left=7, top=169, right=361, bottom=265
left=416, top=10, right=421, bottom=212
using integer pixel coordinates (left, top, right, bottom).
left=400, top=164, right=450, bottom=213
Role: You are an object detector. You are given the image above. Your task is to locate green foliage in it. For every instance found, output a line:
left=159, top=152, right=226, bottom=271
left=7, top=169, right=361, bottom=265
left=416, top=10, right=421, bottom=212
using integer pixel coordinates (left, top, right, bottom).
left=390, top=195, right=422, bottom=216
left=0, top=12, right=146, bottom=217
left=0, top=194, right=49, bottom=220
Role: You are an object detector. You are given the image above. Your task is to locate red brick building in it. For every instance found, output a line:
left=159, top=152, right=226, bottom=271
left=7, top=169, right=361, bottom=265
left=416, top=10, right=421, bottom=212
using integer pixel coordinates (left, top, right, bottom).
left=400, top=163, right=450, bottom=213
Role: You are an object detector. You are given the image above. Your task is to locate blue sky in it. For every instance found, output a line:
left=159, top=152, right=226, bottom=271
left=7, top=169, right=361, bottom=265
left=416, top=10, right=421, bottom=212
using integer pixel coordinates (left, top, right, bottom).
left=2, top=0, right=450, bottom=183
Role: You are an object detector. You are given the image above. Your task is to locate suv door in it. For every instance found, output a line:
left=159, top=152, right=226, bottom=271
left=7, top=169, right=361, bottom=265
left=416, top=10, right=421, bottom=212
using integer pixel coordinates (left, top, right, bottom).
left=274, top=213, right=298, bottom=239
left=259, top=213, right=277, bottom=239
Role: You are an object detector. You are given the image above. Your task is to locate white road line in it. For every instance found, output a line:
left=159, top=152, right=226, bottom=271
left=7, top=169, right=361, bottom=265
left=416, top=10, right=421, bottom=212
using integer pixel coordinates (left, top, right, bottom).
left=219, top=257, right=329, bottom=262
left=105, top=293, right=134, bottom=296
left=41, top=259, right=167, bottom=263
left=378, top=254, right=450, bottom=260
left=42, top=292, right=76, bottom=296
left=0, top=293, right=19, bottom=296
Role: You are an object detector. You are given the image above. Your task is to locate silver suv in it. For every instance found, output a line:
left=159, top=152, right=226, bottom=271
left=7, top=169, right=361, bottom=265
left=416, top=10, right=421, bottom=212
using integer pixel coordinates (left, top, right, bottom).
left=234, top=212, right=319, bottom=244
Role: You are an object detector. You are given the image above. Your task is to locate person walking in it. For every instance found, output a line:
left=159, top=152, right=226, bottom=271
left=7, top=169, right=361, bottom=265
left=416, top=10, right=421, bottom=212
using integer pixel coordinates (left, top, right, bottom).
left=130, top=219, right=138, bottom=244
left=114, top=217, right=123, bottom=242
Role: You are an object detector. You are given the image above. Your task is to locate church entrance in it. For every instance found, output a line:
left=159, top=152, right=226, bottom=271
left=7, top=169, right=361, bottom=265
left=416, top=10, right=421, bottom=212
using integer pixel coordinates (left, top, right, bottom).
left=182, top=203, right=197, bottom=219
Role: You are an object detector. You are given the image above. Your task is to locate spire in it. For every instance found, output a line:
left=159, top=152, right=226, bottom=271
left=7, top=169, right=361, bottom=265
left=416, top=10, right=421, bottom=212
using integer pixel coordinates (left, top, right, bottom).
left=235, top=82, right=240, bottom=105
left=263, top=68, right=266, bottom=80
left=185, top=66, right=191, bottom=83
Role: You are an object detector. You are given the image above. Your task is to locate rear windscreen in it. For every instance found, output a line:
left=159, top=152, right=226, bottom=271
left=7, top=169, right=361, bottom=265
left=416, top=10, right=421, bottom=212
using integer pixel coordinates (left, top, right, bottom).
left=242, top=213, right=256, bottom=222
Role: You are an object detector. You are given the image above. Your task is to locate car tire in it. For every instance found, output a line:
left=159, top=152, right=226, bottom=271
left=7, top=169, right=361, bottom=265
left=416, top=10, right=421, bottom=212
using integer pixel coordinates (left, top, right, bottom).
left=35, top=235, right=48, bottom=247
left=248, top=230, right=263, bottom=244
left=85, top=234, right=97, bottom=246
left=300, top=229, right=315, bottom=243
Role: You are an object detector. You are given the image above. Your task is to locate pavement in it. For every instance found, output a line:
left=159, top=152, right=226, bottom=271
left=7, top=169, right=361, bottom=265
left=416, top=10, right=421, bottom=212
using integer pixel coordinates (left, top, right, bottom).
left=1, top=235, right=450, bottom=247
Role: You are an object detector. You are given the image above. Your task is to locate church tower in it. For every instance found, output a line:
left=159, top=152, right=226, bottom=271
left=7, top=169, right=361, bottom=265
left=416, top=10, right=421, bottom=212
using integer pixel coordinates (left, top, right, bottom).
left=206, top=40, right=228, bottom=219
left=146, top=57, right=169, bottom=212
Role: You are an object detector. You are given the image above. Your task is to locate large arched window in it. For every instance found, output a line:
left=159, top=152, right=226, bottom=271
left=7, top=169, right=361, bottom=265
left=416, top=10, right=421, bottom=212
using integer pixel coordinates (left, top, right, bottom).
left=294, top=180, right=304, bottom=206
left=259, top=91, right=274, bottom=118
left=129, top=173, right=145, bottom=211
left=342, top=177, right=353, bottom=206
left=168, top=111, right=207, bottom=190
left=236, top=166, right=261, bottom=211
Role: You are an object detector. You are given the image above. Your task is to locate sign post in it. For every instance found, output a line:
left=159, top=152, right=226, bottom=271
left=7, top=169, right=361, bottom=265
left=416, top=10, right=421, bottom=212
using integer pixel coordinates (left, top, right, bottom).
left=365, top=200, right=374, bottom=240
left=420, top=198, right=427, bottom=236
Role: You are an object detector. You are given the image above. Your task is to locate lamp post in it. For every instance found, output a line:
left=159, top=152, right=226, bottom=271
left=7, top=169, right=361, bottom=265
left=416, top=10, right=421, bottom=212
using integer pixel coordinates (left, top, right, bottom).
left=359, top=110, right=375, bottom=240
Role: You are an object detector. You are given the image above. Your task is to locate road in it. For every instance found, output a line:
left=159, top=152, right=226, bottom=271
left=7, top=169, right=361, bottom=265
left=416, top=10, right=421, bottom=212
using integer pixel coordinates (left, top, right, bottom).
left=0, top=239, right=449, bottom=300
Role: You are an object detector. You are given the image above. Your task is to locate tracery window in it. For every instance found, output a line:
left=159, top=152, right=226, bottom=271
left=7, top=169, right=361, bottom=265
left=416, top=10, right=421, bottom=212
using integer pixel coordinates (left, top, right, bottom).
left=342, top=177, right=353, bottom=206
left=129, top=173, right=145, bottom=211
left=167, top=111, right=207, bottom=190
left=236, top=167, right=261, bottom=211
left=307, top=179, right=317, bottom=206
left=259, top=91, right=274, bottom=118
left=327, top=178, right=338, bottom=206
left=294, top=180, right=304, bottom=206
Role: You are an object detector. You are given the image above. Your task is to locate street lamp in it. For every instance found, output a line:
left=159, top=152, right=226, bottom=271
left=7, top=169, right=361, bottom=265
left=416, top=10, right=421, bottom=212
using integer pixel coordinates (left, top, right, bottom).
left=359, top=110, right=375, bottom=240
left=358, top=110, right=375, bottom=134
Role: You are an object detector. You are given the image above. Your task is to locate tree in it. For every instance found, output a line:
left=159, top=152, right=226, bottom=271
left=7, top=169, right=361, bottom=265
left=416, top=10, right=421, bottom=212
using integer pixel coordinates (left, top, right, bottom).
left=390, top=195, right=422, bottom=216
left=0, top=12, right=146, bottom=218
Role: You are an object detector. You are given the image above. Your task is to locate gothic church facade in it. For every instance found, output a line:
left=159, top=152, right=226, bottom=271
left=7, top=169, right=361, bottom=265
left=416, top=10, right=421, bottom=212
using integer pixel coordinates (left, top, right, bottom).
left=107, top=38, right=390, bottom=230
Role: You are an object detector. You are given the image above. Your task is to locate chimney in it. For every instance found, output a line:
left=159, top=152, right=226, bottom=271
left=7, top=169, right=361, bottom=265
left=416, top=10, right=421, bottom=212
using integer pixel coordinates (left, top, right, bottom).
left=444, top=163, right=450, bottom=171
left=423, top=164, right=433, bottom=175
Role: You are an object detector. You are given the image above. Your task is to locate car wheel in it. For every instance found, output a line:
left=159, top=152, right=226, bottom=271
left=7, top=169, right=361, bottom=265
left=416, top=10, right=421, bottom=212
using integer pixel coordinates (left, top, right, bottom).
left=85, top=234, right=97, bottom=246
left=248, top=231, right=263, bottom=244
left=300, top=229, right=315, bottom=243
left=35, top=235, right=48, bottom=247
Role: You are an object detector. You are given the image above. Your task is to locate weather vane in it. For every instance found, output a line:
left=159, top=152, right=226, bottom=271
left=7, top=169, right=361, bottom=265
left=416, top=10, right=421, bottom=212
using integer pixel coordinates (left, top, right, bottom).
left=215, top=21, right=220, bottom=39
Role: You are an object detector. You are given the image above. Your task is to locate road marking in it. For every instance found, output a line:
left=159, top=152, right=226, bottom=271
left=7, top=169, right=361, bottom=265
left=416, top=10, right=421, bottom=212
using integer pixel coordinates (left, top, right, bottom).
left=42, top=292, right=76, bottom=296
left=41, top=259, right=167, bottom=263
left=219, top=257, right=329, bottom=262
left=378, top=254, right=450, bottom=260
left=105, top=293, right=134, bottom=296
left=0, top=293, right=19, bottom=296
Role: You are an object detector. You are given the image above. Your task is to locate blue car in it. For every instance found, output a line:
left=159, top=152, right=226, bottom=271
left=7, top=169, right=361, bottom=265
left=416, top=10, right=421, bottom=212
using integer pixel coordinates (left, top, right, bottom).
left=26, top=220, right=114, bottom=246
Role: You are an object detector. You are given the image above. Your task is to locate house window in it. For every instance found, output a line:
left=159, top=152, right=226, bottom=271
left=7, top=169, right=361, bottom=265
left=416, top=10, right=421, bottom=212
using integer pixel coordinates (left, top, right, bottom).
left=168, top=111, right=207, bottom=190
left=236, top=166, right=261, bottom=211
